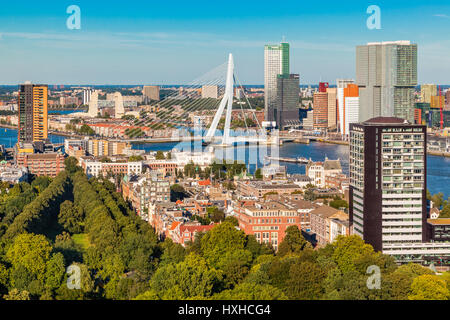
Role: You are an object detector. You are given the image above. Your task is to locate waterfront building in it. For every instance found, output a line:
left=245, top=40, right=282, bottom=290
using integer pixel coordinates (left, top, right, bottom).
left=319, top=82, right=329, bottom=93
left=326, top=87, right=337, bottom=130
left=264, top=42, right=290, bottom=122
left=171, top=148, right=215, bottom=168
left=342, top=84, right=360, bottom=136
left=313, top=91, right=328, bottom=130
left=302, top=110, right=314, bottom=129
left=356, top=41, right=417, bottom=123
left=18, top=82, right=48, bottom=143
left=275, top=74, right=300, bottom=129
left=306, top=158, right=342, bottom=188
left=337, top=79, right=356, bottom=135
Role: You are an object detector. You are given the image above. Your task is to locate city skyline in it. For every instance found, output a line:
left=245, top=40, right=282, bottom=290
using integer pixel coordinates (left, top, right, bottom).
left=1, top=1, right=450, bottom=84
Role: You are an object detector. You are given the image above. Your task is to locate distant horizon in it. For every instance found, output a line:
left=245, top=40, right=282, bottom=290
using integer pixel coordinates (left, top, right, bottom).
left=2, top=84, right=450, bottom=89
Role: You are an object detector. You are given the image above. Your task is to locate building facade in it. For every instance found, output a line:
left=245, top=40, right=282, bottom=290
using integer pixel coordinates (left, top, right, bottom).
left=143, top=86, right=160, bottom=102
left=356, top=41, right=417, bottom=123
left=349, top=117, right=427, bottom=252
left=18, top=82, right=48, bottom=143
left=264, top=42, right=290, bottom=122
left=275, top=74, right=300, bottom=129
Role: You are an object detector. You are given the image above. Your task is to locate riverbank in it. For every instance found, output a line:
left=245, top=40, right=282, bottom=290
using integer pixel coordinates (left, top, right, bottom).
left=0, top=124, right=16, bottom=130
left=428, top=150, right=450, bottom=158
left=320, top=139, right=349, bottom=146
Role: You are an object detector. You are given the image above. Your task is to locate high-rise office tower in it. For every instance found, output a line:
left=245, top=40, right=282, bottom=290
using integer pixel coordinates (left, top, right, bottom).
left=143, top=86, right=160, bottom=102
left=326, top=87, right=337, bottom=130
left=264, top=42, right=290, bottom=122
left=341, top=84, right=360, bottom=136
left=275, top=74, right=300, bottom=129
left=18, top=82, right=48, bottom=143
left=319, top=82, right=329, bottom=93
left=349, top=117, right=427, bottom=252
left=356, top=41, right=418, bottom=123
left=337, top=79, right=355, bottom=135
left=313, top=91, right=328, bottom=130
left=421, top=84, right=437, bottom=104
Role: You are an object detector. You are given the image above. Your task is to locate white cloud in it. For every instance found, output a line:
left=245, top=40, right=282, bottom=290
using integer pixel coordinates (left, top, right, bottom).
left=433, top=14, right=450, bottom=18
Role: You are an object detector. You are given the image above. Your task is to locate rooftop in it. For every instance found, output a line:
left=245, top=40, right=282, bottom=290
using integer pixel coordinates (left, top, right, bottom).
left=363, top=117, right=410, bottom=125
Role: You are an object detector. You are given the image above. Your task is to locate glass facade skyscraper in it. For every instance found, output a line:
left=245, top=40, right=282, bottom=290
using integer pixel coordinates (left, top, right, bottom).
left=356, top=41, right=418, bottom=123
left=264, top=42, right=290, bottom=122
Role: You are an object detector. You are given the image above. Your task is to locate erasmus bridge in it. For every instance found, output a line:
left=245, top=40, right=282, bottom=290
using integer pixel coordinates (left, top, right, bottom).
left=82, top=54, right=279, bottom=147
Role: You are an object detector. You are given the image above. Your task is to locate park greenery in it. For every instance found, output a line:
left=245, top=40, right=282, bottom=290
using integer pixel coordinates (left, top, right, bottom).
left=0, top=157, right=448, bottom=300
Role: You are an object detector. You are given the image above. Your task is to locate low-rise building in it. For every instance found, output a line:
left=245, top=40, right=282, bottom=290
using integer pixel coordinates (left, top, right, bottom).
left=306, top=158, right=342, bottom=188
left=310, top=205, right=349, bottom=247
left=80, top=157, right=143, bottom=178
left=0, top=165, right=28, bottom=184
left=236, top=180, right=303, bottom=199
left=235, top=200, right=305, bottom=251
left=17, top=153, right=65, bottom=178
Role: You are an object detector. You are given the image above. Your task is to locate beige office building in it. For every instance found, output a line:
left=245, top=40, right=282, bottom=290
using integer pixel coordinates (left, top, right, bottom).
left=201, top=85, right=219, bottom=99
left=143, top=86, right=160, bottom=102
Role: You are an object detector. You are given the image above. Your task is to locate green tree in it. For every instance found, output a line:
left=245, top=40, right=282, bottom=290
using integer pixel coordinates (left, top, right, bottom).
left=385, top=263, right=435, bottom=300
left=200, top=221, right=247, bottom=268
left=6, top=233, right=53, bottom=280
left=207, top=206, right=225, bottom=223
left=44, top=253, right=66, bottom=291
left=285, top=260, right=327, bottom=300
left=409, top=275, right=450, bottom=300
left=58, top=200, right=84, bottom=234
left=155, top=151, right=166, bottom=160
left=440, top=204, right=450, bottom=218
left=331, top=235, right=376, bottom=273
left=79, top=124, right=95, bottom=136
left=329, top=196, right=349, bottom=210
left=150, top=253, right=222, bottom=300
left=128, top=155, right=144, bottom=162
left=213, top=282, right=287, bottom=300
left=64, top=157, right=81, bottom=175
left=277, top=226, right=311, bottom=257
left=3, top=289, right=31, bottom=300
left=158, top=239, right=186, bottom=267
left=170, top=184, right=187, bottom=202
left=254, top=168, right=263, bottom=180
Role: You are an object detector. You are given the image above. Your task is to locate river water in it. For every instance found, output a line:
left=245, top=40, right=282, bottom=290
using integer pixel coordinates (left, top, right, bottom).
left=1, top=128, right=449, bottom=199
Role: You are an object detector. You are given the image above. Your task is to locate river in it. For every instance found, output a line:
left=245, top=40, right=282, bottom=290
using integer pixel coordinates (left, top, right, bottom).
left=1, top=128, right=449, bottom=199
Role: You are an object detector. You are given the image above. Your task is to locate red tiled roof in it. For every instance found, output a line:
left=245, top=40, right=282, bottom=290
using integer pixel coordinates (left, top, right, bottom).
left=169, top=221, right=182, bottom=231
left=198, top=179, right=211, bottom=186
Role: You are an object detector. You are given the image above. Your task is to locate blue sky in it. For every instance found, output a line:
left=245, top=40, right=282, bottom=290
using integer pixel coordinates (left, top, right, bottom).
left=0, top=0, right=450, bottom=85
